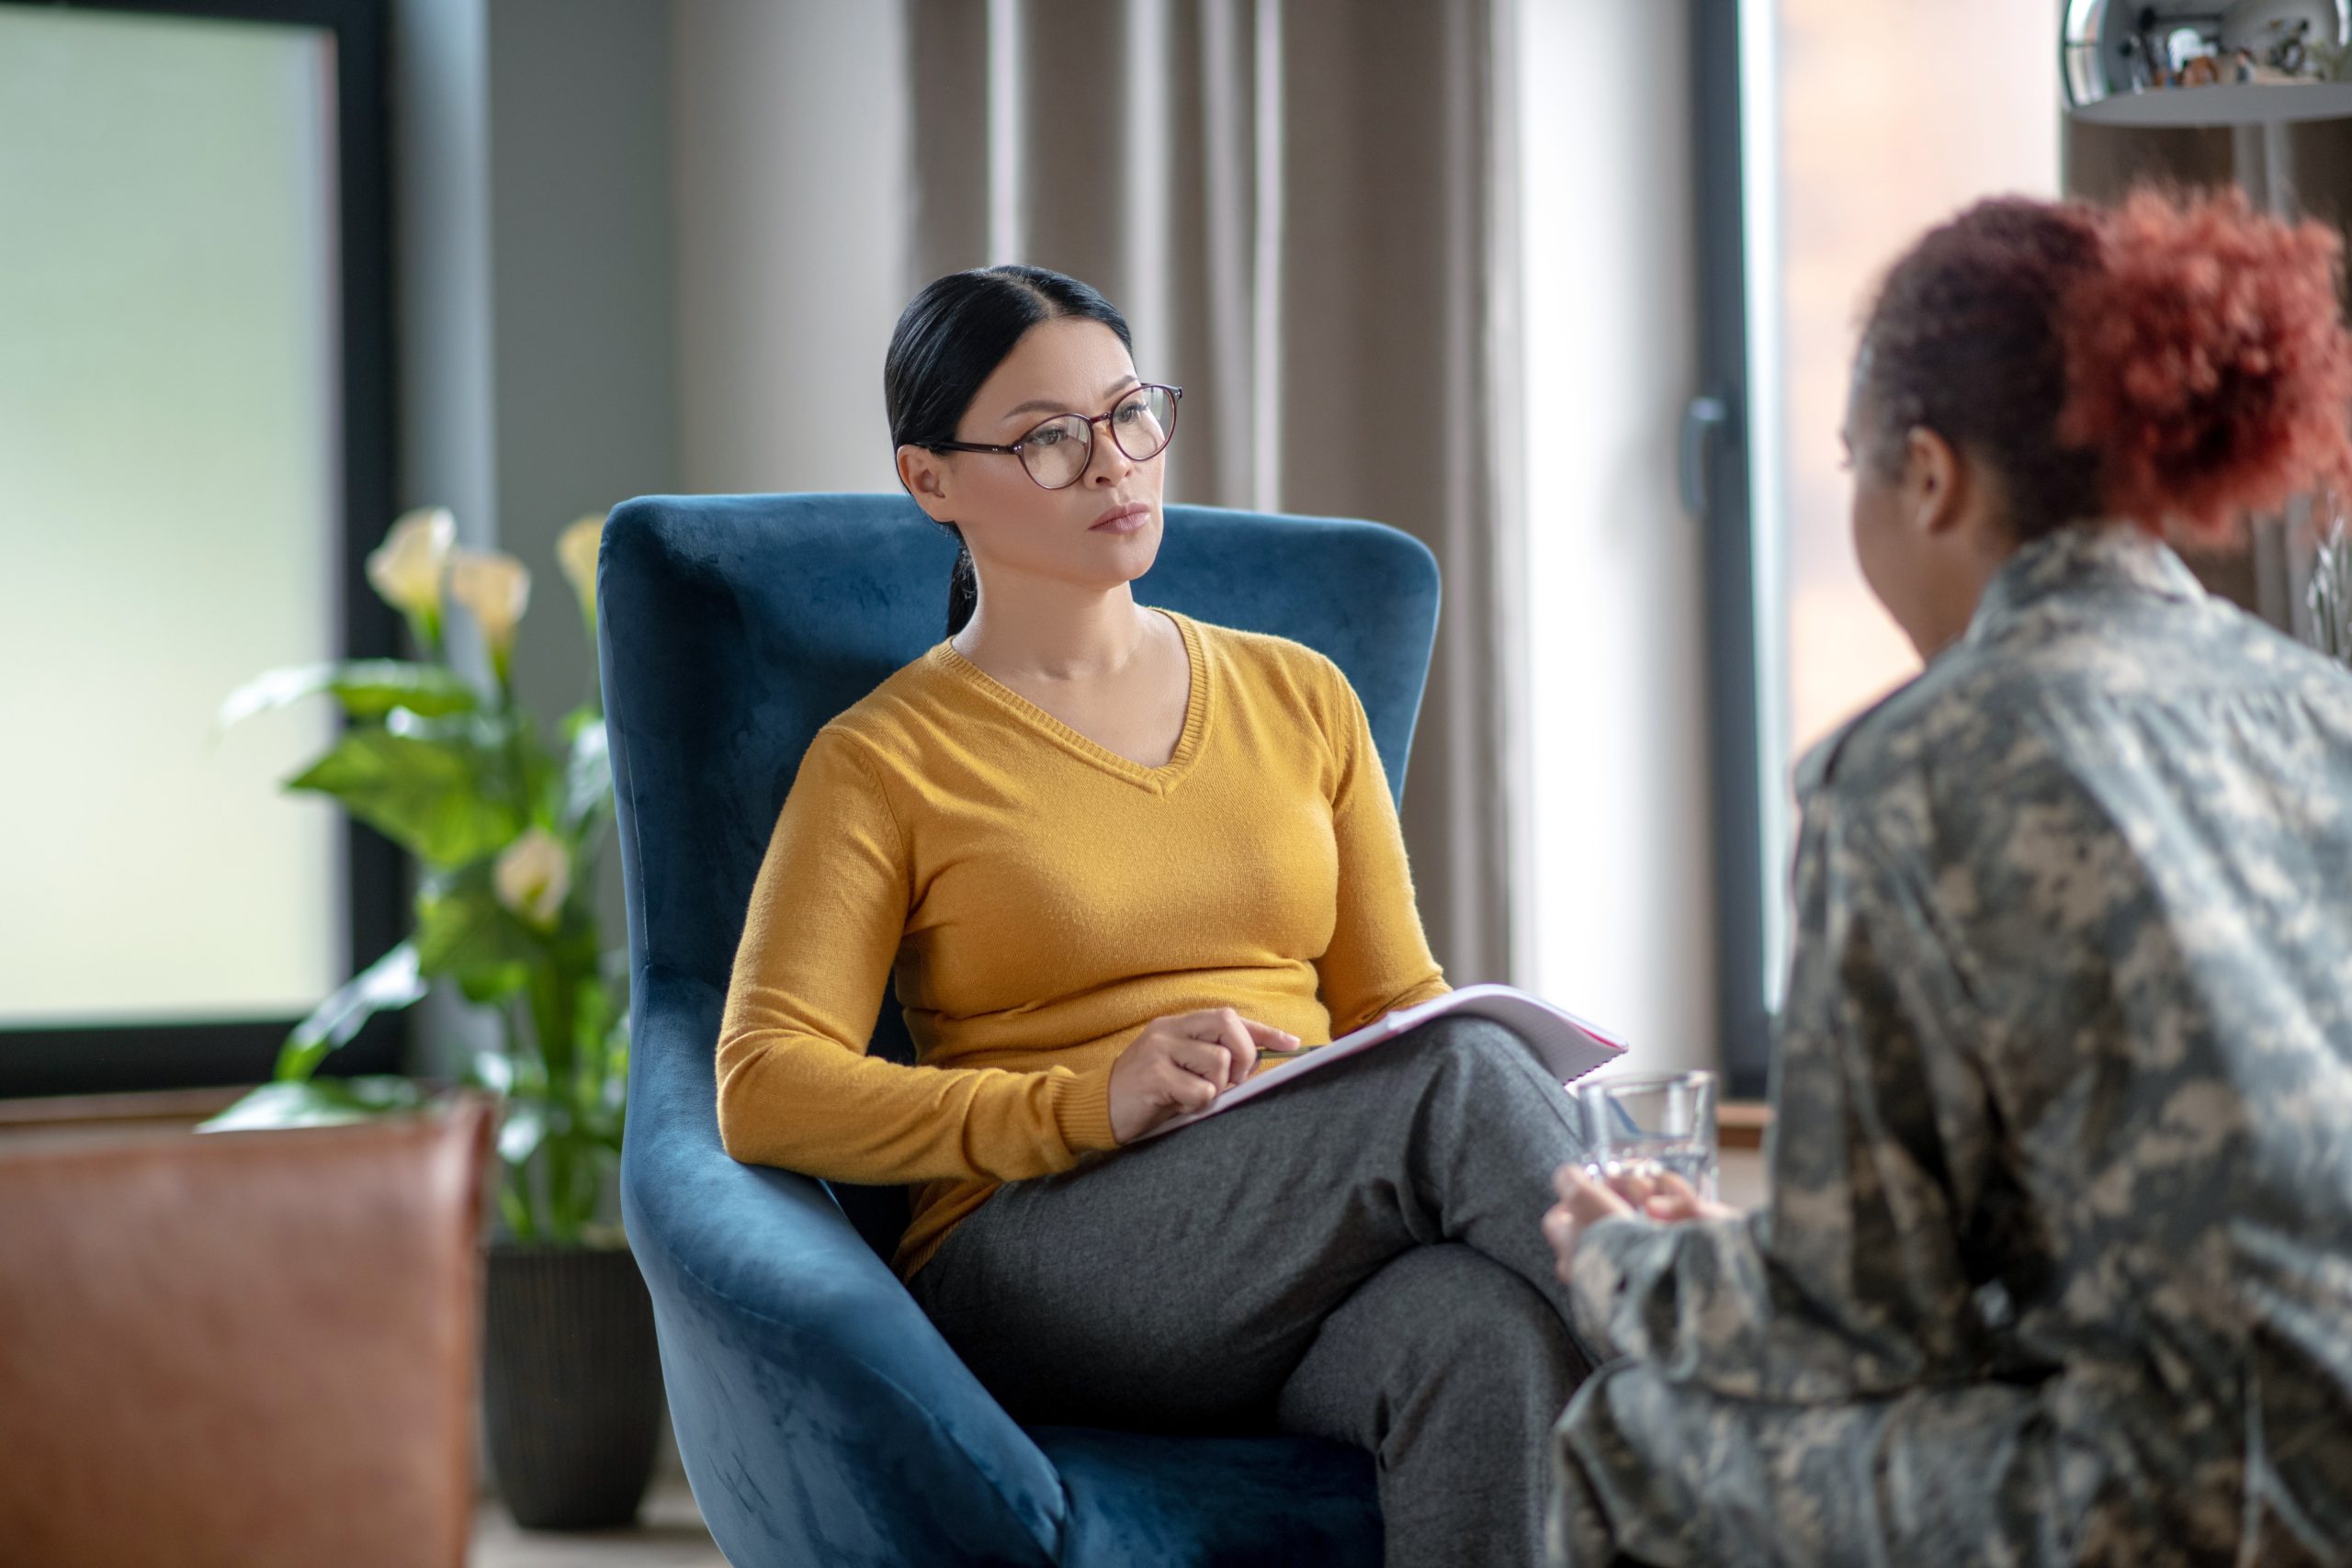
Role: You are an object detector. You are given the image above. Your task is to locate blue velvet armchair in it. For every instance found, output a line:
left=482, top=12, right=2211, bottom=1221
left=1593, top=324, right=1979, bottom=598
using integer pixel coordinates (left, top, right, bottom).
left=599, top=493, right=1442, bottom=1567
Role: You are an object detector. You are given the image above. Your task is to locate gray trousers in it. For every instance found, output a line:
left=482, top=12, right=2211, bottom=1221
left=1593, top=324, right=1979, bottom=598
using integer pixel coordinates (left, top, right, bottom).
left=908, top=1015, right=1600, bottom=1568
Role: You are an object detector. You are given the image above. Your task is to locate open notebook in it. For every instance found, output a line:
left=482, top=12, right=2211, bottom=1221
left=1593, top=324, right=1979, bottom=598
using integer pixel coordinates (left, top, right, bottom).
left=1133, top=983, right=1630, bottom=1143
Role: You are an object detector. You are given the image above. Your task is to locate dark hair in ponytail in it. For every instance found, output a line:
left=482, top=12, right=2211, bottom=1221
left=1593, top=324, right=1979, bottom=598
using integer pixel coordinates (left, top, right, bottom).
left=1856, top=188, right=2352, bottom=547
left=884, top=265, right=1135, bottom=636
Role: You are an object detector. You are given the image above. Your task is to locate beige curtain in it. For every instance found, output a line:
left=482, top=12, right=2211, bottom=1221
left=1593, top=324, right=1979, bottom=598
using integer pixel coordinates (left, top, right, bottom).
left=905, top=0, right=1524, bottom=985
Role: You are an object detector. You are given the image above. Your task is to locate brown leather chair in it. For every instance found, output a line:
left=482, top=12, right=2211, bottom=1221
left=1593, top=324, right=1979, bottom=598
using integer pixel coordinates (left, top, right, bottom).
left=0, top=1090, right=496, bottom=1568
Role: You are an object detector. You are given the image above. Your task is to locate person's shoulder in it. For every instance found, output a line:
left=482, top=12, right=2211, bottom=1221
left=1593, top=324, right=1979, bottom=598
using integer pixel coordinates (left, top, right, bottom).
left=2204, top=595, right=2352, bottom=701
left=1792, top=672, right=1929, bottom=802
left=800, top=648, right=964, bottom=773
left=1792, top=648, right=2001, bottom=822
left=1179, top=615, right=1373, bottom=751
left=1173, top=612, right=1349, bottom=699
left=791, top=718, right=890, bottom=795
left=1794, top=633, right=2090, bottom=850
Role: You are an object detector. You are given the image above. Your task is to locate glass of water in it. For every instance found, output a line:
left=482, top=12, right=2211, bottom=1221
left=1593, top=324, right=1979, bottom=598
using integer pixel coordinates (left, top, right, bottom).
left=1576, top=1071, right=1719, bottom=1203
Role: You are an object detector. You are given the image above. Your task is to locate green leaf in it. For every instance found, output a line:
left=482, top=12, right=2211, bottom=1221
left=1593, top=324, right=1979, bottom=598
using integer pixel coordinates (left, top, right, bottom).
left=498, top=1101, right=549, bottom=1167
left=559, top=703, right=601, bottom=745
left=413, top=874, right=547, bottom=993
left=560, top=716, right=611, bottom=837
left=197, top=1076, right=428, bottom=1133
left=217, top=660, right=478, bottom=730
left=454, top=962, right=532, bottom=1007
left=401, top=706, right=563, bottom=835
left=273, top=942, right=428, bottom=1081
left=465, top=1049, right=515, bottom=1096
left=503, top=1038, right=549, bottom=1100
left=498, top=1181, right=536, bottom=1239
left=287, top=730, right=521, bottom=864
left=517, top=721, right=565, bottom=832
left=570, top=974, right=613, bottom=1053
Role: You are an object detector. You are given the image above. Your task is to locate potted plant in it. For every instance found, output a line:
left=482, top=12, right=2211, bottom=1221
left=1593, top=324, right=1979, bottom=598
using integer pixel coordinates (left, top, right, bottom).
left=202, top=507, right=662, bottom=1530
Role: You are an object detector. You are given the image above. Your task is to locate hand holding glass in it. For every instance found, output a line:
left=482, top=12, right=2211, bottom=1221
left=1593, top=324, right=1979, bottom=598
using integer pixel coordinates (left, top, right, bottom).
left=1576, top=1070, right=1719, bottom=1204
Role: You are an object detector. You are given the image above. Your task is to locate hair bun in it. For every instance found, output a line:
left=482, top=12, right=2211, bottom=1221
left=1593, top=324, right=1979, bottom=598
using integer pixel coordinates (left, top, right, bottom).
left=2057, top=188, right=2352, bottom=547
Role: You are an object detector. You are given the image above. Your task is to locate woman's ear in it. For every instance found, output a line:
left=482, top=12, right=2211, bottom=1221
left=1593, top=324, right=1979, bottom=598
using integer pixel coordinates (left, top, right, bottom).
left=897, top=446, right=955, bottom=523
left=1901, top=425, right=1964, bottom=537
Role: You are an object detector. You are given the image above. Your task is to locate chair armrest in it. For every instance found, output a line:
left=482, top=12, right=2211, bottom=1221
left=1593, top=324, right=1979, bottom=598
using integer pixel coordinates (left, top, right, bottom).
left=620, top=966, right=1066, bottom=1568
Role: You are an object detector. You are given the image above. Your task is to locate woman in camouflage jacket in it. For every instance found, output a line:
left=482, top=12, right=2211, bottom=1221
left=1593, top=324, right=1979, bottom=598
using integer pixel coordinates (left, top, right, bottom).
left=1544, top=191, right=2352, bottom=1568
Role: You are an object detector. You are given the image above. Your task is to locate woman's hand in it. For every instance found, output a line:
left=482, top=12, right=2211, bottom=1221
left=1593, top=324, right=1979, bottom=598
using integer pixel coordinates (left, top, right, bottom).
left=1606, top=1165, right=1739, bottom=1225
left=1544, top=1162, right=1741, bottom=1286
left=1544, top=1163, right=1634, bottom=1285
left=1108, top=1008, right=1301, bottom=1144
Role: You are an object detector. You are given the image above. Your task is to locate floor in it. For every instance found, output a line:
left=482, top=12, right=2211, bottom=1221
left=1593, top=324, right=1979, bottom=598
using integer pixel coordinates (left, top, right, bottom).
left=472, top=1479, right=726, bottom=1567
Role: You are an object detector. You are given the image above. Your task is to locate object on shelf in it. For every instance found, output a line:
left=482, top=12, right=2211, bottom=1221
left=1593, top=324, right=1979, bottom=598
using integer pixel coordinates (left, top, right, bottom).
left=2065, top=0, right=2350, bottom=107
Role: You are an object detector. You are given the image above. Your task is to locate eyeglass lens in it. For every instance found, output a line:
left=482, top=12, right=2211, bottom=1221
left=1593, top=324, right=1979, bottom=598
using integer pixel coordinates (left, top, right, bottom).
left=1021, top=386, right=1177, bottom=489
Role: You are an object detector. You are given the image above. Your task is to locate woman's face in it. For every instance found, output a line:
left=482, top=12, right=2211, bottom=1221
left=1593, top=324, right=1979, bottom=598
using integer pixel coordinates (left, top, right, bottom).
left=1842, top=371, right=2007, bottom=660
left=1843, top=385, right=1922, bottom=644
left=900, top=317, right=1167, bottom=603
left=1843, top=372, right=1962, bottom=659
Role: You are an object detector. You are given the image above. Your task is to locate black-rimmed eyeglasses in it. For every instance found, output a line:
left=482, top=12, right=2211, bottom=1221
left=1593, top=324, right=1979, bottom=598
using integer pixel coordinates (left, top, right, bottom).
left=929, top=384, right=1182, bottom=491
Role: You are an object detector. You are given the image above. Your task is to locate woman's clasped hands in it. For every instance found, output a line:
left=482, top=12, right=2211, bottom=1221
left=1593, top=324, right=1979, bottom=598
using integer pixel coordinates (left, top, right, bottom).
left=1107, top=1008, right=1301, bottom=1144
left=1544, top=1160, right=1739, bottom=1286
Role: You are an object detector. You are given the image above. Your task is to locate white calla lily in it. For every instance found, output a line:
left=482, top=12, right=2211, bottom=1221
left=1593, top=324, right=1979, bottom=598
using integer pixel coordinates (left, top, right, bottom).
left=368, top=507, right=454, bottom=615
left=493, top=828, right=571, bottom=931
left=558, top=513, right=604, bottom=633
left=448, top=547, right=532, bottom=682
left=367, top=508, right=456, bottom=649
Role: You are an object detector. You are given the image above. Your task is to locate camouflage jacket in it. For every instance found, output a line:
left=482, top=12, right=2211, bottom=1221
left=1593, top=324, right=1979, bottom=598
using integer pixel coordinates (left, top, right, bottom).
left=1567, top=522, right=2352, bottom=1552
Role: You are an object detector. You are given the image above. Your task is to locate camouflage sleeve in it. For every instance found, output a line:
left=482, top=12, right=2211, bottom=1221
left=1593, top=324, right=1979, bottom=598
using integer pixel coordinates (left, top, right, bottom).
left=1567, top=786, right=2004, bottom=1402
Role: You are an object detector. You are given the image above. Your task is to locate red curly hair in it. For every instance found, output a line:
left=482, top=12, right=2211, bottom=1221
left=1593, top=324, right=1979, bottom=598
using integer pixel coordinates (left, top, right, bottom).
left=1856, top=187, right=2352, bottom=548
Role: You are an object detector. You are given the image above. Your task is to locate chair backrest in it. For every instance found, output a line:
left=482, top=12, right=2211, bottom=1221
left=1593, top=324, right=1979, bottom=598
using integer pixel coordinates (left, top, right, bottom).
left=599, top=493, right=1440, bottom=1252
left=0, top=1094, right=495, bottom=1568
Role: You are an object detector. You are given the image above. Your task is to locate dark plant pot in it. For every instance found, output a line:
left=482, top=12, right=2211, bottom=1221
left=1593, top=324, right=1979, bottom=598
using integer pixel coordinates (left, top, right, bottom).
left=482, top=1241, right=664, bottom=1531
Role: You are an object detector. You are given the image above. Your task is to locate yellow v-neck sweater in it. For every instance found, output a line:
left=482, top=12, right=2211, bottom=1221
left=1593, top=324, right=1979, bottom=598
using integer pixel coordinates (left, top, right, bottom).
left=715, top=609, right=1451, bottom=1280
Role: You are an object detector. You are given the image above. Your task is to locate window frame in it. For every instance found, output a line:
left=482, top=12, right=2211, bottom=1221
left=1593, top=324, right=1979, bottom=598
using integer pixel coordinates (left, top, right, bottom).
left=1690, top=0, right=1776, bottom=1100
left=0, top=0, right=403, bottom=1099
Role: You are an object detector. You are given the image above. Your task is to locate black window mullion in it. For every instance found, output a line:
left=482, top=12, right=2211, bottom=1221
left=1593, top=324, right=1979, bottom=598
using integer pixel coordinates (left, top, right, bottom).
left=1690, top=0, right=1773, bottom=1100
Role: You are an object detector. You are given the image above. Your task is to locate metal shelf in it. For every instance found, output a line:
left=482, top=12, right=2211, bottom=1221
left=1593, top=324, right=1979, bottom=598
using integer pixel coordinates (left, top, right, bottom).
left=2070, top=80, right=2352, bottom=128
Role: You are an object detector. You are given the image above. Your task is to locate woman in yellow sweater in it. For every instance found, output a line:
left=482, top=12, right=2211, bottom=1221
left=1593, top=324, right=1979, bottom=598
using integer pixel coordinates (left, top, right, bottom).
left=717, top=264, right=1590, bottom=1567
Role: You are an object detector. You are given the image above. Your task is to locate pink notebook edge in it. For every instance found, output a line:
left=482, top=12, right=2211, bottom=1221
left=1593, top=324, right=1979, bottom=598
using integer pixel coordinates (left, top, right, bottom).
left=1134, top=983, right=1628, bottom=1144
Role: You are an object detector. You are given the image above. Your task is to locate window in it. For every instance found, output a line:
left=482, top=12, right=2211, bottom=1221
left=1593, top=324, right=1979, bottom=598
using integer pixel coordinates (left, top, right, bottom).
left=1692, top=0, right=2059, bottom=1089
left=0, top=0, right=397, bottom=1097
